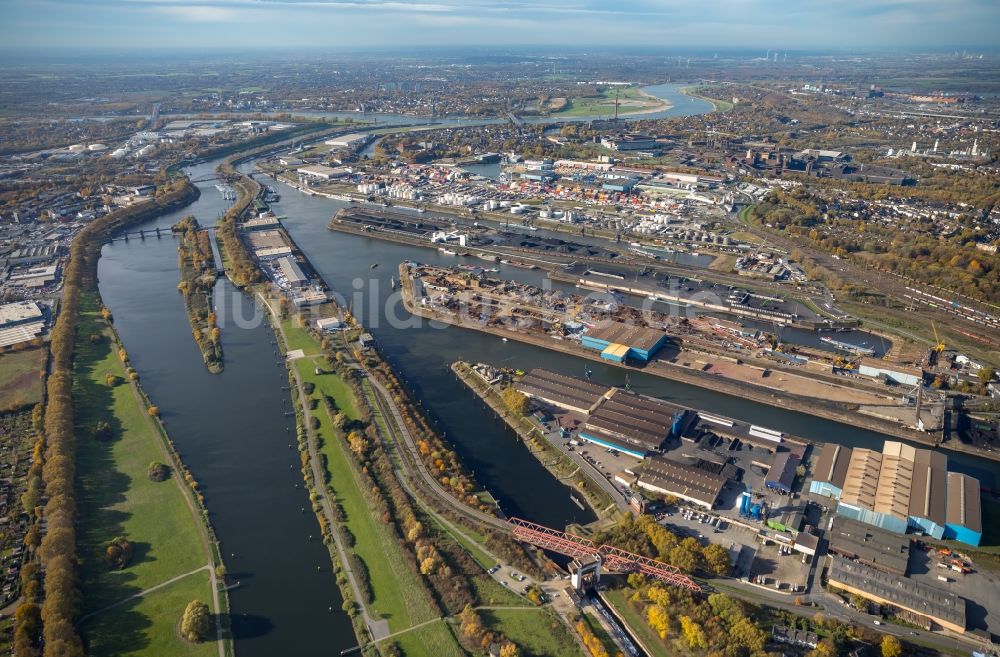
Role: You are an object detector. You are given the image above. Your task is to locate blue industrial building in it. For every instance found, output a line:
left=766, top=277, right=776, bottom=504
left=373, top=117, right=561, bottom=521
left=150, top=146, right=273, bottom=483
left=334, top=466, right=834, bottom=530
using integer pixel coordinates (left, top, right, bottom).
left=601, top=177, right=637, bottom=193
left=943, top=473, right=982, bottom=547
left=520, top=169, right=557, bottom=183
left=807, top=442, right=982, bottom=547
left=764, top=452, right=800, bottom=494
left=577, top=430, right=649, bottom=459
left=581, top=322, right=668, bottom=363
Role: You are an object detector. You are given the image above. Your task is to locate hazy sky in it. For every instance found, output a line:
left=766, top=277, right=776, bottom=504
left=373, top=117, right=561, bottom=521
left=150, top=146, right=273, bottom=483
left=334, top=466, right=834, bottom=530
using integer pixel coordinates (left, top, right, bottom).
left=2, top=0, right=998, bottom=51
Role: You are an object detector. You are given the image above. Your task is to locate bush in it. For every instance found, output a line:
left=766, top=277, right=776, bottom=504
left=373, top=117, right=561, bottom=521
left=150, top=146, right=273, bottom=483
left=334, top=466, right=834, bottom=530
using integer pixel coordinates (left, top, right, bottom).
left=104, top=536, right=134, bottom=569
left=147, top=462, right=170, bottom=482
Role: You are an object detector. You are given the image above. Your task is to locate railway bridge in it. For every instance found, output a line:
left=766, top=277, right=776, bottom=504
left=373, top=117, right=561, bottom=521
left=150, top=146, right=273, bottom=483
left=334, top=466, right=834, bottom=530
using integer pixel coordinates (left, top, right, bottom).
left=508, top=517, right=701, bottom=592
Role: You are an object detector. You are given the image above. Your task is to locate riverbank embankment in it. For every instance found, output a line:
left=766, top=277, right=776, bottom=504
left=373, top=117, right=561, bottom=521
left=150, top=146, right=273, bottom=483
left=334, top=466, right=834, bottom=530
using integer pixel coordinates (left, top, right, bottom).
left=451, top=361, right=618, bottom=520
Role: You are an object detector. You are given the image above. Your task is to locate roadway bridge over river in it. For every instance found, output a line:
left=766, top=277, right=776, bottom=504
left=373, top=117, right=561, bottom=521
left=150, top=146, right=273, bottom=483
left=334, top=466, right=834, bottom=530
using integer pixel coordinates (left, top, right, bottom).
left=189, top=173, right=227, bottom=183
left=105, top=227, right=177, bottom=244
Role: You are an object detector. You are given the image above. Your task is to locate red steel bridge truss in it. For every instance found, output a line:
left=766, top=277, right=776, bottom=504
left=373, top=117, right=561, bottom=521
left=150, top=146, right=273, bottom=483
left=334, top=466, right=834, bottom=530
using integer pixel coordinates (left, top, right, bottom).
left=508, top=518, right=701, bottom=593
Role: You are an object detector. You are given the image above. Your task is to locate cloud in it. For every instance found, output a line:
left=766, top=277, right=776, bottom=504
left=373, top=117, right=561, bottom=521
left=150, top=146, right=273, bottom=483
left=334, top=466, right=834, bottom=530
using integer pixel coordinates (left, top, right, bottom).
left=152, top=4, right=241, bottom=20
left=3, top=0, right=999, bottom=48
left=124, top=0, right=456, bottom=12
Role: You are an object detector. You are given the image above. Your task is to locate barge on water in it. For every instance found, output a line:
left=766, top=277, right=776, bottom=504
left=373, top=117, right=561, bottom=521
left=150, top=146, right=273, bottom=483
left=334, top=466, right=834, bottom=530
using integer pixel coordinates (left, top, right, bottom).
left=820, top=336, right=876, bottom=356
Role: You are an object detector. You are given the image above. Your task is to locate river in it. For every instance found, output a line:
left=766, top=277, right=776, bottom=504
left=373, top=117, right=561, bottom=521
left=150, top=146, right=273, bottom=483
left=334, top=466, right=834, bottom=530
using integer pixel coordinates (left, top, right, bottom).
left=97, top=170, right=355, bottom=656
left=93, top=90, right=999, bottom=654
left=164, top=82, right=715, bottom=128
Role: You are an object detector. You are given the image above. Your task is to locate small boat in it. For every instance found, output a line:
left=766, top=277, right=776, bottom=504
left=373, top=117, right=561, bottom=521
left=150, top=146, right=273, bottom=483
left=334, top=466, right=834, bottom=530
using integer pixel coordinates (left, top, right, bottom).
left=416, top=207, right=426, bottom=213
left=439, top=248, right=457, bottom=255
left=501, top=337, right=509, bottom=342
left=390, top=276, right=396, bottom=290
left=370, top=263, right=378, bottom=270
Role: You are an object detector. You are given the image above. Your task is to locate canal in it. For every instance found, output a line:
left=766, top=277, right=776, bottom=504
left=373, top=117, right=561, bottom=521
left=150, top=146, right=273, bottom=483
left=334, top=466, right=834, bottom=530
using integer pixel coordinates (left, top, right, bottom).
left=98, top=169, right=355, bottom=656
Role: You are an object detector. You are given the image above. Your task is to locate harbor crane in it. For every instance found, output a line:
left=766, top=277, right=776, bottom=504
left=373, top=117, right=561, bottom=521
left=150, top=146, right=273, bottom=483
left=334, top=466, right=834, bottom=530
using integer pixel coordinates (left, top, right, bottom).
left=932, top=322, right=946, bottom=353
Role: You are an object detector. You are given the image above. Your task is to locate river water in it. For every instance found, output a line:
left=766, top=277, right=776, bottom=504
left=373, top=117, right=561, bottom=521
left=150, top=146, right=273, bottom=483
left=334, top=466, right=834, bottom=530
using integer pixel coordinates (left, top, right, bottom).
left=94, top=88, right=999, bottom=654
left=98, top=167, right=354, bottom=656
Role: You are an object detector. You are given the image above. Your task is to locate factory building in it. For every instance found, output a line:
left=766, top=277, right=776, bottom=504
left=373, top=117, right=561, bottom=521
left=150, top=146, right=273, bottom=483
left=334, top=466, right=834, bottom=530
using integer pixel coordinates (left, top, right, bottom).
left=297, top=165, right=348, bottom=181
left=600, top=134, right=659, bottom=151
left=809, top=444, right=853, bottom=499
left=515, top=368, right=683, bottom=458
left=0, top=300, right=46, bottom=349
left=324, top=133, right=370, bottom=149
left=808, top=441, right=981, bottom=546
left=520, top=169, right=557, bottom=183
left=242, top=215, right=282, bottom=231
left=827, top=516, right=911, bottom=576
left=315, top=317, right=343, bottom=332
left=764, top=451, right=800, bottom=494
left=245, top=230, right=293, bottom=261
left=944, top=473, right=982, bottom=546
left=857, top=357, right=923, bottom=387
left=601, top=178, right=637, bottom=193
left=579, top=388, right=676, bottom=458
left=276, top=257, right=307, bottom=288
left=515, top=368, right=609, bottom=415
left=765, top=504, right=804, bottom=534
left=827, top=556, right=966, bottom=633
left=620, top=457, right=727, bottom=509
left=581, top=321, right=667, bottom=363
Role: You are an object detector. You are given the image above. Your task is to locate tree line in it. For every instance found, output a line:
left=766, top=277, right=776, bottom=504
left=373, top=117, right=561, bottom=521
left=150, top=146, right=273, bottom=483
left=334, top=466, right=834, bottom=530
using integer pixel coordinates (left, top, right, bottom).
left=15, top=178, right=198, bottom=657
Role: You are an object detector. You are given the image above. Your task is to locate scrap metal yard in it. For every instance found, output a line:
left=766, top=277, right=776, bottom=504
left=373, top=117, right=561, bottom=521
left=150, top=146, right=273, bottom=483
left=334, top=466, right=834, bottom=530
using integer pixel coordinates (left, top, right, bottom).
left=400, top=260, right=959, bottom=449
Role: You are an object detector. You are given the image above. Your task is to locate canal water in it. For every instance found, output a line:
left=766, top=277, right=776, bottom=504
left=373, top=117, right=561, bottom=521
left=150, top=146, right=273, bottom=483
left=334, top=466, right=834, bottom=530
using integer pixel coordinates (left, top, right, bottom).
left=98, top=171, right=355, bottom=656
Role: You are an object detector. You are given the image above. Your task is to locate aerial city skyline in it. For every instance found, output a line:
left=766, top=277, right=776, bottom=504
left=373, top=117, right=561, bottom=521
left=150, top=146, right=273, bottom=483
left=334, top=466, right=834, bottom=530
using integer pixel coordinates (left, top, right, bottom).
left=0, top=4, right=998, bottom=657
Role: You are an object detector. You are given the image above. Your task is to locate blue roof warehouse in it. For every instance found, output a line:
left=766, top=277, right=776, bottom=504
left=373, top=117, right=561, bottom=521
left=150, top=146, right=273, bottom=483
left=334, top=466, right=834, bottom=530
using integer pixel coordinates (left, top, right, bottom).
left=581, top=321, right=668, bottom=363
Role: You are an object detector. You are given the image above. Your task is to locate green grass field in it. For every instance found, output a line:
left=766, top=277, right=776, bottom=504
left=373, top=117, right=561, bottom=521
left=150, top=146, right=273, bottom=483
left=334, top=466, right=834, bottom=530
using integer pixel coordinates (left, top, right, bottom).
left=681, top=86, right=735, bottom=112
left=284, top=317, right=543, bottom=653
left=0, top=347, right=45, bottom=412
left=80, top=570, right=215, bottom=657
left=72, top=292, right=216, bottom=657
left=393, top=620, right=466, bottom=657
left=312, top=377, right=437, bottom=631
left=553, top=86, right=664, bottom=117
left=481, top=608, right=580, bottom=657
left=283, top=320, right=440, bottom=636
left=280, top=316, right=322, bottom=354
left=295, top=357, right=360, bottom=421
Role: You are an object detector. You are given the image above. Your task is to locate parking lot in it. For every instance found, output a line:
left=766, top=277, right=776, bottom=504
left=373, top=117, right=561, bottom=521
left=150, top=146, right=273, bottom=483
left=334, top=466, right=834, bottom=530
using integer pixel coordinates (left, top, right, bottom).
left=907, top=544, right=1000, bottom=635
